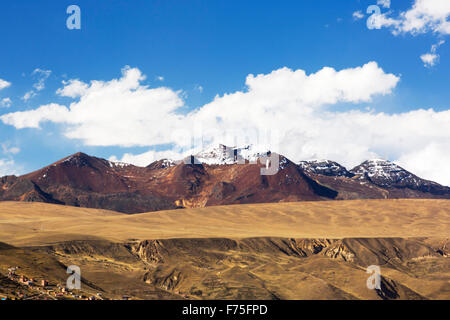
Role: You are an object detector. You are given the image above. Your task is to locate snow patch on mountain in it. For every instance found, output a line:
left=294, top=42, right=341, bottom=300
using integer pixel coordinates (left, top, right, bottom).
left=350, top=159, right=429, bottom=188
left=160, top=159, right=176, bottom=168
left=298, top=159, right=353, bottom=177
left=107, top=160, right=132, bottom=168
left=146, top=158, right=177, bottom=169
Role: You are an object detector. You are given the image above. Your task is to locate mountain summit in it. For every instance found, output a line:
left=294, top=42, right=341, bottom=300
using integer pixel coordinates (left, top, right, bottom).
left=299, top=160, right=354, bottom=178
left=350, top=159, right=448, bottom=195
left=299, top=158, right=450, bottom=199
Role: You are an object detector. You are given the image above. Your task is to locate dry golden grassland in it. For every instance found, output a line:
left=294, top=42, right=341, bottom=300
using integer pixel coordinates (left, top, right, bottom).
left=0, top=199, right=448, bottom=245
left=0, top=200, right=448, bottom=300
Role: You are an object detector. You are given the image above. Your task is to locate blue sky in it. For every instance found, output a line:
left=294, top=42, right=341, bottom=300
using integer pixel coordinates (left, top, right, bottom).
left=1, top=0, right=450, bottom=185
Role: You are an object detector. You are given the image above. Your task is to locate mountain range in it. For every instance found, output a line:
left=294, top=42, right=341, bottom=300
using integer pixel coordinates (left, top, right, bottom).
left=1, top=144, right=449, bottom=213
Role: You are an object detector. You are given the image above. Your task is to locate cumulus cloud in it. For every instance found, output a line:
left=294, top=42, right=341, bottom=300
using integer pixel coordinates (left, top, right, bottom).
left=0, top=79, right=11, bottom=90
left=56, top=79, right=89, bottom=98
left=1, top=97, right=12, bottom=108
left=2, top=63, right=450, bottom=186
left=397, top=142, right=450, bottom=186
left=368, top=12, right=400, bottom=30
left=3, top=67, right=184, bottom=146
left=1, top=103, right=70, bottom=129
left=373, top=0, right=450, bottom=35
left=0, top=62, right=398, bottom=144
left=420, top=53, right=439, bottom=67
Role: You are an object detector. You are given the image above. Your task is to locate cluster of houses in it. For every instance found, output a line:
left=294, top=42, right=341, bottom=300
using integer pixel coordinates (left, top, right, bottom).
left=5, top=266, right=101, bottom=300
left=8, top=267, right=49, bottom=287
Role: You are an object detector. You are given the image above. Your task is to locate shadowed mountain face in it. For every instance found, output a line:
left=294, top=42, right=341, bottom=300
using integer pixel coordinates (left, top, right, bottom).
left=1, top=148, right=449, bottom=213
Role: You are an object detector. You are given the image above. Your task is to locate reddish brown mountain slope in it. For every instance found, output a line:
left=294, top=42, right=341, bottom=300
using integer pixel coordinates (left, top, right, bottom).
left=1, top=150, right=449, bottom=213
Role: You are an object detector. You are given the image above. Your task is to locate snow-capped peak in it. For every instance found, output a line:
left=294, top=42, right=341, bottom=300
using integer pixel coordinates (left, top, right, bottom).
left=160, top=159, right=175, bottom=168
left=146, top=158, right=176, bottom=169
left=349, top=159, right=430, bottom=188
left=298, top=159, right=353, bottom=177
left=351, top=159, right=404, bottom=179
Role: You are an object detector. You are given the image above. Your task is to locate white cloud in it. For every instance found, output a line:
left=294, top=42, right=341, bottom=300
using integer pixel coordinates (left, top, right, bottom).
left=373, top=0, right=450, bottom=35
left=368, top=12, right=400, bottom=30
left=3, top=63, right=450, bottom=186
left=1, top=103, right=70, bottom=129
left=156, top=76, right=164, bottom=81
left=420, top=53, right=439, bottom=67
left=353, top=11, right=365, bottom=20
left=421, top=40, right=445, bottom=67
left=1, top=62, right=398, bottom=145
left=21, top=69, right=52, bottom=101
left=397, top=142, right=450, bottom=186
left=2, top=67, right=184, bottom=146
left=366, top=1, right=449, bottom=65
left=56, top=79, right=88, bottom=98
left=377, top=0, right=391, bottom=9
left=1, top=98, right=12, bottom=108
left=0, top=158, right=16, bottom=176
left=0, top=79, right=11, bottom=90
